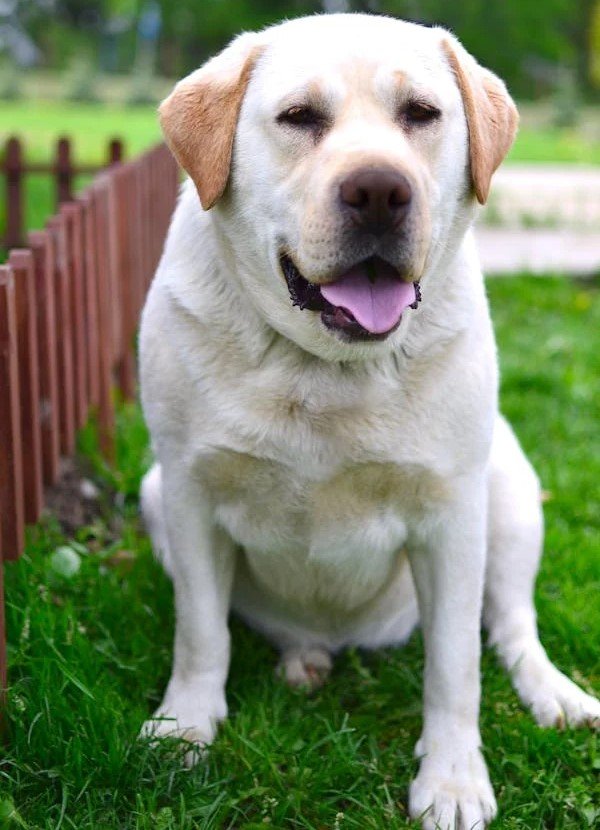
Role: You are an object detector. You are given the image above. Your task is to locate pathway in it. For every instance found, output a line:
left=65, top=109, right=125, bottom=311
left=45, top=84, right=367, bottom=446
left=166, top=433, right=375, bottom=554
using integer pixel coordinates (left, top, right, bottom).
left=475, top=164, right=600, bottom=276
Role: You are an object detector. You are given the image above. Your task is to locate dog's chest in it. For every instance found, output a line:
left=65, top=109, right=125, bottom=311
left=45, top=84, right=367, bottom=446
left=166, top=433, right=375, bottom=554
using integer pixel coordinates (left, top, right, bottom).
left=202, top=447, right=409, bottom=605
left=193, top=358, right=454, bottom=608
left=198, top=420, right=446, bottom=609
left=204, top=445, right=411, bottom=535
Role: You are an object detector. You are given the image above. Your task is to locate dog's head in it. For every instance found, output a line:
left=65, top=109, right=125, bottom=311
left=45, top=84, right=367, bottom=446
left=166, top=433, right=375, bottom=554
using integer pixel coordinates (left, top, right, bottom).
left=160, top=15, right=517, bottom=359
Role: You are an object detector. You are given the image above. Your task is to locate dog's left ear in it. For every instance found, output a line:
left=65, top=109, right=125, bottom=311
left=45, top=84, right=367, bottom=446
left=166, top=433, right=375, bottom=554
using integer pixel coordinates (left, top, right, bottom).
left=442, top=37, right=518, bottom=205
left=159, top=33, right=264, bottom=210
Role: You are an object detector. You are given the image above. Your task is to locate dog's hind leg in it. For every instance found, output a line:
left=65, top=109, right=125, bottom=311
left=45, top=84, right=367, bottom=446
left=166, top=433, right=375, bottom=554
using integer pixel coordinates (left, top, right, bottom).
left=277, top=647, right=332, bottom=690
left=140, top=462, right=174, bottom=578
left=484, top=415, right=600, bottom=728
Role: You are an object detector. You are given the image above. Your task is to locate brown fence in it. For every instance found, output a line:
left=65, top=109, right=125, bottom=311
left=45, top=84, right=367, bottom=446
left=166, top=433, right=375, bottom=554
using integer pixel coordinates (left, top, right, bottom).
left=0, top=141, right=180, bottom=699
left=1, top=136, right=124, bottom=249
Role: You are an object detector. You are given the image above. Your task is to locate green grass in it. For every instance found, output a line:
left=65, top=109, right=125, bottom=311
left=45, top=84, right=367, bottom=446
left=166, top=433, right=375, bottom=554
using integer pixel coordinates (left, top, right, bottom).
left=508, top=127, right=600, bottom=165
left=512, top=104, right=600, bottom=165
left=0, top=102, right=161, bottom=164
left=1, top=276, right=599, bottom=829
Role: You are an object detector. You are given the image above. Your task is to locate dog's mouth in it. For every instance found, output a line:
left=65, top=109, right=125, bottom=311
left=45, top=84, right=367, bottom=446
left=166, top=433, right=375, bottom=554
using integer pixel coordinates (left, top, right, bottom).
left=280, top=253, right=421, bottom=341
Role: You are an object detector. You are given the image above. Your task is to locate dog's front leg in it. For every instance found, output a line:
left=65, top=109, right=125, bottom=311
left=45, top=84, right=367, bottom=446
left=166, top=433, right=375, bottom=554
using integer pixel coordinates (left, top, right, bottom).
left=141, top=462, right=235, bottom=762
left=407, top=479, right=496, bottom=830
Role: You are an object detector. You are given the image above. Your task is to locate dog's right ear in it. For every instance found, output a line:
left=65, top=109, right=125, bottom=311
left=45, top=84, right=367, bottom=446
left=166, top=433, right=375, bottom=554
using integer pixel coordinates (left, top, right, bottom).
left=159, top=34, right=264, bottom=210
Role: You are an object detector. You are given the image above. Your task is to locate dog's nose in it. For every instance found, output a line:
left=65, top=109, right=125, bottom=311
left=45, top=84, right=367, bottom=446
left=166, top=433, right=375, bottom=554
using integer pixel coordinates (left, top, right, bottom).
left=339, top=168, right=412, bottom=233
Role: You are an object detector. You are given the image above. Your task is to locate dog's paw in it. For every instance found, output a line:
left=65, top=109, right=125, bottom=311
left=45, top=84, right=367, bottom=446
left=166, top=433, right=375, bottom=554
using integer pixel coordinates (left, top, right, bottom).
left=409, top=745, right=497, bottom=830
left=140, top=680, right=227, bottom=766
left=277, top=647, right=332, bottom=690
left=524, top=671, right=600, bottom=729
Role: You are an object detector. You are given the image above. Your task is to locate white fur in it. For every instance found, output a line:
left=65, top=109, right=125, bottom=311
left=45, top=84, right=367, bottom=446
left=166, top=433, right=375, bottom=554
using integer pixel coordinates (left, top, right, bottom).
left=138, top=15, right=599, bottom=830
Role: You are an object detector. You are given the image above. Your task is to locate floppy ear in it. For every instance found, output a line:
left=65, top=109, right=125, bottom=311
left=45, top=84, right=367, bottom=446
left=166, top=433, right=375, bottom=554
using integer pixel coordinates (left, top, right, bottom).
left=442, top=38, right=518, bottom=205
left=159, top=34, right=264, bottom=210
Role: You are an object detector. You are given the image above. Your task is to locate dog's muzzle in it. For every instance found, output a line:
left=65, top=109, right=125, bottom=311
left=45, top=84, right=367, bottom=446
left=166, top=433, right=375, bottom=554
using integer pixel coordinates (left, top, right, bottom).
left=280, top=253, right=421, bottom=342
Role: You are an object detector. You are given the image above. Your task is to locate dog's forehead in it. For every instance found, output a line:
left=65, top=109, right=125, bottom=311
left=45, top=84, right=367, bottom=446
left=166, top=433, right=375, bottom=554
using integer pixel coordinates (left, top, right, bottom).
left=254, top=15, right=456, bottom=106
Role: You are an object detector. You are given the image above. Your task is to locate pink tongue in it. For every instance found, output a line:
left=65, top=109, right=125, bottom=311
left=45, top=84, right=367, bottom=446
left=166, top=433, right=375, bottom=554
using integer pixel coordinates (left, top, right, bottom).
left=320, top=259, right=416, bottom=334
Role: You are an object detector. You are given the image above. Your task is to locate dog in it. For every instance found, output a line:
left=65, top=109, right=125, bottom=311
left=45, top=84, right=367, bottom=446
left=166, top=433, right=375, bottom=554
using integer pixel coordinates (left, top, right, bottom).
left=138, top=14, right=600, bottom=829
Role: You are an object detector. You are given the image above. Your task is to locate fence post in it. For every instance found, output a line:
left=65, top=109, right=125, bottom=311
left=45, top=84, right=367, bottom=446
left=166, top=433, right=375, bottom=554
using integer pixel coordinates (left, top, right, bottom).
left=4, top=137, right=24, bottom=249
left=0, top=266, right=25, bottom=561
left=56, top=137, right=74, bottom=206
left=9, top=250, right=44, bottom=527
left=108, top=139, right=123, bottom=166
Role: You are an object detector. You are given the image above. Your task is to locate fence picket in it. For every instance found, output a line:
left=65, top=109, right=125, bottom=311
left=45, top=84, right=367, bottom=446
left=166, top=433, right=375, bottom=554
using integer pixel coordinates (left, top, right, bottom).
left=106, top=177, right=123, bottom=368
left=79, top=194, right=101, bottom=409
left=4, top=138, right=24, bottom=250
left=114, top=166, right=137, bottom=399
left=91, top=179, right=116, bottom=459
left=9, top=250, right=44, bottom=525
left=132, top=162, right=146, bottom=331
left=0, top=533, right=5, bottom=699
left=27, top=231, right=61, bottom=486
left=62, top=203, right=88, bottom=429
left=56, top=138, right=74, bottom=205
left=0, top=267, right=25, bottom=561
left=47, top=214, right=76, bottom=455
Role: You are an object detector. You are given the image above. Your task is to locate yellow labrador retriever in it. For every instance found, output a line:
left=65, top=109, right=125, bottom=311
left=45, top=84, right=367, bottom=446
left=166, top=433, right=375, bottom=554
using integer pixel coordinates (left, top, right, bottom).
left=139, top=13, right=599, bottom=829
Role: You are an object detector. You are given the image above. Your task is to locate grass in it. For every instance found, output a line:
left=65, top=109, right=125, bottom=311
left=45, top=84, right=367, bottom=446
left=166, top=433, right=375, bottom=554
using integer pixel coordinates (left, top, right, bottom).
left=1, top=275, right=599, bottom=829
left=511, top=103, right=600, bottom=165
left=0, top=102, right=161, bottom=164
left=508, top=127, right=600, bottom=165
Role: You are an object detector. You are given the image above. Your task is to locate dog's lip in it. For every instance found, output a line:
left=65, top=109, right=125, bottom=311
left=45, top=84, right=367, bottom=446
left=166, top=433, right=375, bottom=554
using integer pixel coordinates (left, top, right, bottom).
left=279, top=252, right=421, bottom=340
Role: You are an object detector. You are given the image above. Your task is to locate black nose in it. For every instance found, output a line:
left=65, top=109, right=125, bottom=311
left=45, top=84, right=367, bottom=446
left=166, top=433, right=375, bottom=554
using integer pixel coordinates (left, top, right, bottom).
left=339, top=167, right=412, bottom=233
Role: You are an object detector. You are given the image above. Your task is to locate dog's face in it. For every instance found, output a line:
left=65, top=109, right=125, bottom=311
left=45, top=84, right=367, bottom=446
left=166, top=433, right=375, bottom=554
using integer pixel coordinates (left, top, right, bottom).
left=160, top=15, right=517, bottom=360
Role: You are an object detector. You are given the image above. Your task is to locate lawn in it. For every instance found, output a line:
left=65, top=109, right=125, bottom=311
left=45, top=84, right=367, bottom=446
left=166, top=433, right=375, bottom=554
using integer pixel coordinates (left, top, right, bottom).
left=508, top=127, right=600, bottom=165
left=1, top=275, right=599, bottom=830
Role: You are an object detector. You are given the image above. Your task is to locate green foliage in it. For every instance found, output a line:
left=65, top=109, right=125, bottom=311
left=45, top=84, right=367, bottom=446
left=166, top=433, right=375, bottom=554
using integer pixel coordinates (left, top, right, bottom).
left=149, top=0, right=587, bottom=96
left=1, top=275, right=599, bottom=828
left=22, top=0, right=600, bottom=98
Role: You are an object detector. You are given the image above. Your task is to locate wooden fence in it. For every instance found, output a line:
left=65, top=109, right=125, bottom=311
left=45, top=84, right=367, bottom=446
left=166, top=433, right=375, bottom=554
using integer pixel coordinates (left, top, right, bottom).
left=0, top=141, right=180, bottom=698
left=1, top=136, right=124, bottom=249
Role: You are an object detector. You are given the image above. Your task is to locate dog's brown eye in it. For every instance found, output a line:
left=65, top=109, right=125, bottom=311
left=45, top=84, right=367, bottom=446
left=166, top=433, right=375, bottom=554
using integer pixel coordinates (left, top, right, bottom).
left=277, top=105, right=325, bottom=129
left=404, top=101, right=442, bottom=124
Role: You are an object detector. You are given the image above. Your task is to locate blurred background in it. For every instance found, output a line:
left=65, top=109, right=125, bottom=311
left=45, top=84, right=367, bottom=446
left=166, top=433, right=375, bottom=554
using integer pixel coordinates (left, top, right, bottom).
left=1, top=0, right=599, bottom=271
left=2, top=0, right=599, bottom=99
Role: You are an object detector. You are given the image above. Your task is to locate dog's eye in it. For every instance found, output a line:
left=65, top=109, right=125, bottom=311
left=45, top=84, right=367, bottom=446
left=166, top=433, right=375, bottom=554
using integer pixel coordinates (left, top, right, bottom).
left=403, top=101, right=442, bottom=125
left=277, top=105, right=325, bottom=130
